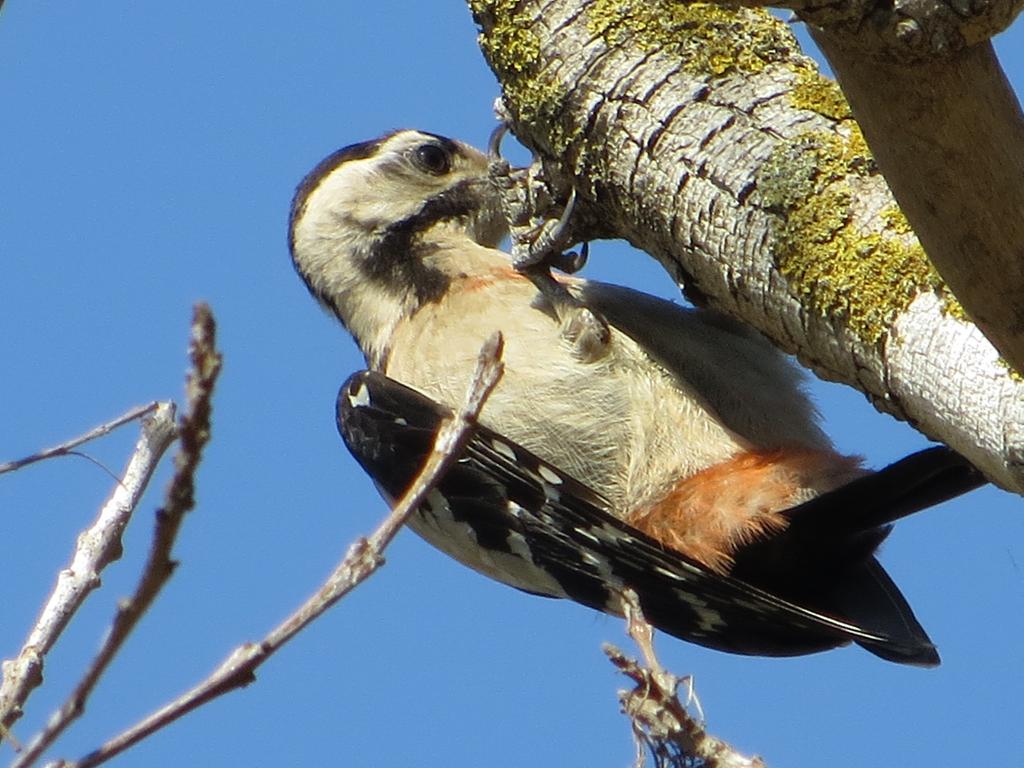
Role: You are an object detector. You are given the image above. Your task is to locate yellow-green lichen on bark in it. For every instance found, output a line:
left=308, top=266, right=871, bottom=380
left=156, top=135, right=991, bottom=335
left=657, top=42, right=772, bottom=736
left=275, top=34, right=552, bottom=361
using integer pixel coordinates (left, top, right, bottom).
left=877, top=207, right=968, bottom=320
left=470, top=0, right=575, bottom=152
left=758, top=130, right=945, bottom=344
left=587, top=0, right=803, bottom=77
left=788, top=70, right=853, bottom=121
left=880, top=205, right=914, bottom=234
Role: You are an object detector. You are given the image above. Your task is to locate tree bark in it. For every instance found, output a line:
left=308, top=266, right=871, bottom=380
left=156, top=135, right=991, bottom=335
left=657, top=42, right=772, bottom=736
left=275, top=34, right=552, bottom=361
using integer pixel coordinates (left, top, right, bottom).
left=809, top=35, right=1024, bottom=378
left=468, top=0, right=1024, bottom=493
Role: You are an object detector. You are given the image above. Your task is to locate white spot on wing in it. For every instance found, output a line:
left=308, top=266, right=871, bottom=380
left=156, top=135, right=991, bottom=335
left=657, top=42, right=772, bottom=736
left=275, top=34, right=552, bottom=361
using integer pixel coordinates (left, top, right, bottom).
left=348, top=381, right=370, bottom=408
left=538, top=465, right=563, bottom=484
left=732, top=598, right=766, bottom=612
left=491, top=440, right=517, bottom=461
left=542, top=483, right=561, bottom=502
left=406, top=491, right=566, bottom=599
left=505, top=531, right=534, bottom=561
left=677, top=591, right=710, bottom=609
left=671, top=590, right=726, bottom=630
left=654, top=565, right=686, bottom=581
left=582, top=552, right=603, bottom=566
left=574, top=527, right=600, bottom=544
left=580, top=552, right=623, bottom=589
left=693, top=606, right=726, bottom=632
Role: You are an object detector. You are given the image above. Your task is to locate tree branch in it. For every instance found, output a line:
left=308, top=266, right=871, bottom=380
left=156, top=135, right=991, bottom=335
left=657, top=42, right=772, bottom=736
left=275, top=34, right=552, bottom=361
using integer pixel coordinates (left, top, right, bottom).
left=0, top=403, right=162, bottom=476
left=11, top=304, right=222, bottom=768
left=606, top=590, right=765, bottom=768
left=806, top=34, right=1024, bottom=377
left=732, top=0, right=1023, bottom=60
left=50, top=334, right=504, bottom=768
left=0, top=404, right=177, bottom=744
left=470, top=0, right=1024, bottom=492
left=820, top=0, right=1019, bottom=59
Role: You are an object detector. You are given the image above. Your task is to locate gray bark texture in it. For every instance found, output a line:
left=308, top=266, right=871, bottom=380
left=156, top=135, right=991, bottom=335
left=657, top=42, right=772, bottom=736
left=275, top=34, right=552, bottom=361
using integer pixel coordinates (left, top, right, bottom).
left=468, top=0, right=1024, bottom=493
left=808, top=35, right=1024, bottom=379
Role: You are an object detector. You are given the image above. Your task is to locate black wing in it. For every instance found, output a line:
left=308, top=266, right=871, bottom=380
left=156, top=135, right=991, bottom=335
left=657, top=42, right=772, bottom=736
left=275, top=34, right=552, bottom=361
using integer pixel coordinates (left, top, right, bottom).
left=336, top=370, right=938, bottom=665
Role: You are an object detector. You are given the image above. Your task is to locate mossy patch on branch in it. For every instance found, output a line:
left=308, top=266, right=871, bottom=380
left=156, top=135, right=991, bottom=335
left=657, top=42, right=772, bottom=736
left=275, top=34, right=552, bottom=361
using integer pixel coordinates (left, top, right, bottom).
left=789, top=70, right=853, bottom=121
left=471, top=0, right=575, bottom=152
left=473, top=0, right=967, bottom=341
left=587, top=0, right=801, bottom=77
left=758, top=130, right=946, bottom=344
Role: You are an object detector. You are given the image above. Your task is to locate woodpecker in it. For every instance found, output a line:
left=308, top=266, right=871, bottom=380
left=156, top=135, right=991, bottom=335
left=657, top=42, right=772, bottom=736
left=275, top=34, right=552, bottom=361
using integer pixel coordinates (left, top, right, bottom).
left=288, top=129, right=984, bottom=665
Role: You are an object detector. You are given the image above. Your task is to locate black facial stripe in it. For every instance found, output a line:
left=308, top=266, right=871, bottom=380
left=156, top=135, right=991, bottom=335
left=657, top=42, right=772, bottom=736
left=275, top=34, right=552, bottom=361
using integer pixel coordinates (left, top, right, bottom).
left=358, top=239, right=451, bottom=306
left=383, top=176, right=485, bottom=244
left=359, top=177, right=485, bottom=305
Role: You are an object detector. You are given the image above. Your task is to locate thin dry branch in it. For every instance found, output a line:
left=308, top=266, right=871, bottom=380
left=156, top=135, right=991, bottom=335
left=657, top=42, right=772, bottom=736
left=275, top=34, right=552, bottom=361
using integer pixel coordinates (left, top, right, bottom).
left=0, top=404, right=178, bottom=744
left=0, top=402, right=161, bottom=476
left=51, top=333, right=505, bottom=768
left=606, top=590, right=765, bottom=768
left=12, top=304, right=222, bottom=768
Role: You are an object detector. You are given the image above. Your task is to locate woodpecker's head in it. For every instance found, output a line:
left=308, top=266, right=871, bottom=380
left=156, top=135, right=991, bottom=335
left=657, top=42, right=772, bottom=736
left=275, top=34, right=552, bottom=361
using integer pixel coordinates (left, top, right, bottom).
left=289, top=130, right=507, bottom=364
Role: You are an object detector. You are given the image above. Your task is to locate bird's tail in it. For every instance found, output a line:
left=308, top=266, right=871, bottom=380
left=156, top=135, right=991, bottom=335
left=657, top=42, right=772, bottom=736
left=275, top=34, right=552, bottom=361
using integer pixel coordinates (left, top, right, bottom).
left=834, top=557, right=940, bottom=665
left=732, top=446, right=985, bottom=666
left=785, top=446, right=985, bottom=538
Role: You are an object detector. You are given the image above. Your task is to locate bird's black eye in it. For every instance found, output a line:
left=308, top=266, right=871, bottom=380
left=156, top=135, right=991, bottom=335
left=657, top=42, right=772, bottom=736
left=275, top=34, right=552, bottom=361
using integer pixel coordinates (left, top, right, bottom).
left=413, top=143, right=451, bottom=175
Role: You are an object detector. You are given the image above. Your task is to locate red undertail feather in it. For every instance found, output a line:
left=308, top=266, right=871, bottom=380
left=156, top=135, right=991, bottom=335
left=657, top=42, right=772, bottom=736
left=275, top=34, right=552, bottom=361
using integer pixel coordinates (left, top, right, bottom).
left=628, top=449, right=865, bottom=573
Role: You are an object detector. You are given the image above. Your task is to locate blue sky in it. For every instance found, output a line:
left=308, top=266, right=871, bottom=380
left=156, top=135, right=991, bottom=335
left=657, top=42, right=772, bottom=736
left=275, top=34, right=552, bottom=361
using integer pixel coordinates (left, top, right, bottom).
left=2, top=3, right=1022, bottom=766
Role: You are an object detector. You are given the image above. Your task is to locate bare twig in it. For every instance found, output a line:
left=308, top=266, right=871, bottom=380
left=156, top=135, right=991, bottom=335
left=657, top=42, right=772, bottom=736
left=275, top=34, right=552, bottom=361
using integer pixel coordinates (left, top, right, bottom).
left=0, top=403, right=161, bottom=476
left=55, top=333, right=505, bottom=768
left=0, top=403, right=178, bottom=744
left=606, top=590, right=765, bottom=768
left=12, top=304, right=222, bottom=768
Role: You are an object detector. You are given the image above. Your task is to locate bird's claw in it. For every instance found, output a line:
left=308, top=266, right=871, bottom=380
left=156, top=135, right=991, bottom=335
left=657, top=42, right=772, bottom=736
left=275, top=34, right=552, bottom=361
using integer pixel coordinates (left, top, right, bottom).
left=547, top=241, right=589, bottom=275
left=511, top=186, right=584, bottom=274
left=487, top=122, right=586, bottom=276
left=487, top=119, right=610, bottom=360
left=488, top=122, right=510, bottom=162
